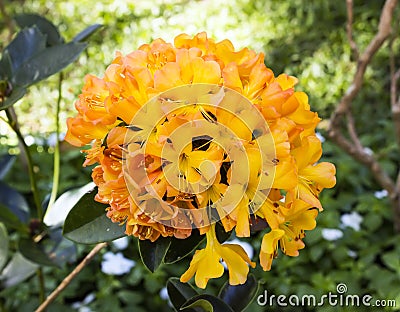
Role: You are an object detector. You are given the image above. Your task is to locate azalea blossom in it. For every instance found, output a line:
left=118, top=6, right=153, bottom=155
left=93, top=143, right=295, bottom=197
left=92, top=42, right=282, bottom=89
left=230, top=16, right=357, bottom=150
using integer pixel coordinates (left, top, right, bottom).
left=66, top=32, right=336, bottom=286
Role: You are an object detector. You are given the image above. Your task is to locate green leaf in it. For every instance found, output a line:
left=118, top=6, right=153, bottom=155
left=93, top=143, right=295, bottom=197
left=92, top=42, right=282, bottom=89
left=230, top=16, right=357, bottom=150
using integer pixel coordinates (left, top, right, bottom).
left=44, top=182, right=96, bottom=227
left=13, top=41, right=87, bottom=88
left=0, top=181, right=29, bottom=223
left=164, top=229, right=204, bottom=264
left=18, top=238, right=59, bottom=267
left=0, top=223, right=9, bottom=271
left=14, top=14, right=63, bottom=46
left=218, top=274, right=259, bottom=312
left=0, top=252, right=38, bottom=289
left=382, top=252, right=400, bottom=272
left=0, top=154, right=16, bottom=180
left=167, top=277, right=199, bottom=312
left=0, top=87, right=27, bottom=110
left=63, top=188, right=126, bottom=244
left=182, top=295, right=235, bottom=312
left=0, top=50, right=13, bottom=79
left=3, top=26, right=46, bottom=72
left=0, top=204, right=28, bottom=233
left=138, top=236, right=171, bottom=272
left=73, top=24, right=103, bottom=42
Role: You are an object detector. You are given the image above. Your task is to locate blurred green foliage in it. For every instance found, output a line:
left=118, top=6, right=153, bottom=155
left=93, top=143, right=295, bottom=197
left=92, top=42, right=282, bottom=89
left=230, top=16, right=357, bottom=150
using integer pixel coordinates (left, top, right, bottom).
left=0, top=0, right=400, bottom=311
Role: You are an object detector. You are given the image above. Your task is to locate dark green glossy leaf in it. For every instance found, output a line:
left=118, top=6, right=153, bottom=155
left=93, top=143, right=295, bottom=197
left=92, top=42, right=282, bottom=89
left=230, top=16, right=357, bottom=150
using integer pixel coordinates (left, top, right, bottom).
left=218, top=274, right=259, bottom=312
left=13, top=41, right=87, bottom=88
left=44, top=182, right=95, bottom=227
left=18, top=238, right=59, bottom=267
left=73, top=24, right=103, bottom=42
left=4, top=26, right=46, bottom=72
left=0, top=154, right=16, bottom=180
left=47, top=228, right=77, bottom=265
left=0, top=87, right=27, bottom=110
left=0, top=181, right=29, bottom=223
left=164, top=229, right=204, bottom=264
left=167, top=277, right=199, bottom=312
left=138, top=236, right=171, bottom=272
left=0, top=50, right=13, bottom=79
left=0, top=204, right=27, bottom=233
left=182, top=295, right=235, bottom=312
left=0, top=223, right=9, bottom=271
left=14, top=14, right=63, bottom=46
left=215, top=222, right=232, bottom=244
left=0, top=252, right=38, bottom=289
left=63, top=188, right=126, bottom=244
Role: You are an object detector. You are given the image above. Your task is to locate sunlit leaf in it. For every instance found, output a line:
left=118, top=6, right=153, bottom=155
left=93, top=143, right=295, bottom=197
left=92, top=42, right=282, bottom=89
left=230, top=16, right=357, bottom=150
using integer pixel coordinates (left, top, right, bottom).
left=138, top=237, right=171, bottom=272
left=3, top=26, right=46, bottom=72
left=0, top=50, right=13, bottom=79
left=0, top=252, right=38, bottom=289
left=182, top=295, right=235, bottom=312
left=13, top=41, right=87, bottom=88
left=14, top=14, right=63, bottom=46
left=0, top=223, right=9, bottom=271
left=218, top=274, right=259, bottom=312
left=63, top=187, right=126, bottom=244
left=0, top=154, right=16, bottom=180
left=0, top=87, right=27, bottom=110
left=164, top=229, right=204, bottom=264
left=18, top=238, right=59, bottom=267
left=44, top=182, right=96, bottom=227
left=167, top=277, right=199, bottom=312
left=73, top=24, right=103, bottom=42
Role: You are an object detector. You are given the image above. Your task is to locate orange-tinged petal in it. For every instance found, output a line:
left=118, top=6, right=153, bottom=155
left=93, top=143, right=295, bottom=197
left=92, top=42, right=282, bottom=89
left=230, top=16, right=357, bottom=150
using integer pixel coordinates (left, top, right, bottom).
left=222, top=62, right=243, bottom=93
left=301, top=162, right=336, bottom=188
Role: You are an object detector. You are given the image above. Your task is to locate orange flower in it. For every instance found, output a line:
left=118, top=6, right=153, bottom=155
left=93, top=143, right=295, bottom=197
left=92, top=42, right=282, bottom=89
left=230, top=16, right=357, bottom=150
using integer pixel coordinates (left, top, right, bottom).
left=66, top=32, right=336, bottom=287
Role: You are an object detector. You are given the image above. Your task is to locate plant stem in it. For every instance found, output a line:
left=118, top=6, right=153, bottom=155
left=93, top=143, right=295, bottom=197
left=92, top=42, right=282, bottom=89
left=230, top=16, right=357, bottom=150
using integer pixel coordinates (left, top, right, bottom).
left=37, top=268, right=45, bottom=303
left=5, top=108, right=43, bottom=219
left=34, top=243, right=107, bottom=312
left=46, top=73, right=63, bottom=212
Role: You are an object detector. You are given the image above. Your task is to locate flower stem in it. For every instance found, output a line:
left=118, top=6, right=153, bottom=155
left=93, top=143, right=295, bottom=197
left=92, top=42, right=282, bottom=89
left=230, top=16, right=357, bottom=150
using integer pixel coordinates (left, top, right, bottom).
left=46, top=73, right=63, bottom=212
left=5, top=108, right=43, bottom=219
left=36, top=268, right=45, bottom=303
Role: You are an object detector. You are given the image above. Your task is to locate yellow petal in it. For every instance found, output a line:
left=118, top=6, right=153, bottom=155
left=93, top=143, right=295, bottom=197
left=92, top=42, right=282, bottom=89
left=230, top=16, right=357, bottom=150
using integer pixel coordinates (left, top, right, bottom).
left=301, top=162, right=336, bottom=188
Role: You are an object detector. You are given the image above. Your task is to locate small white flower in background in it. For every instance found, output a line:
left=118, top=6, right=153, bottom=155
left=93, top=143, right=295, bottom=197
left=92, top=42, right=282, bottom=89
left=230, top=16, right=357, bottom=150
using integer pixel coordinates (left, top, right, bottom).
left=363, top=147, right=373, bottom=156
left=112, top=236, right=129, bottom=250
left=340, top=212, right=363, bottom=231
left=315, top=132, right=326, bottom=143
left=374, top=189, right=388, bottom=199
left=101, top=252, right=135, bottom=275
left=321, top=228, right=343, bottom=241
left=347, top=250, right=357, bottom=258
left=72, top=293, right=95, bottom=311
left=222, top=238, right=254, bottom=269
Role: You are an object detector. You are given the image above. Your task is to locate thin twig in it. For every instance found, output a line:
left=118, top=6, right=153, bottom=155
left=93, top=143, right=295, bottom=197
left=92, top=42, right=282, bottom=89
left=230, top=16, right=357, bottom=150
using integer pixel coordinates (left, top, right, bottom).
left=346, top=0, right=359, bottom=60
left=328, top=0, right=398, bottom=197
left=35, top=243, right=107, bottom=312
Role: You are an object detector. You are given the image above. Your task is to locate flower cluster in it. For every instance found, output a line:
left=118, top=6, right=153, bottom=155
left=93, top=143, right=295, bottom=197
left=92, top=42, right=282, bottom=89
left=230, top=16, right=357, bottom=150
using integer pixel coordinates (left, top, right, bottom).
left=66, top=32, right=336, bottom=288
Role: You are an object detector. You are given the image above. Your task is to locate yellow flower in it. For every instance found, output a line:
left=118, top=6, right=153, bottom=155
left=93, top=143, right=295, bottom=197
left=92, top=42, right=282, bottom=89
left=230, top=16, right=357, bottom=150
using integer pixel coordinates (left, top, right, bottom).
left=180, top=224, right=255, bottom=288
left=259, top=199, right=318, bottom=271
left=66, top=32, right=336, bottom=287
